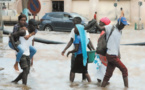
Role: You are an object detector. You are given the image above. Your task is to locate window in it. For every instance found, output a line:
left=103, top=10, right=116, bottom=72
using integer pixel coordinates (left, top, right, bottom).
left=49, top=13, right=63, bottom=18
left=63, top=14, right=72, bottom=20
left=52, top=1, right=64, bottom=12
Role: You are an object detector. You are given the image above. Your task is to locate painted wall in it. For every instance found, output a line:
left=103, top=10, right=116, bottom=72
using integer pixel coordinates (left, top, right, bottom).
left=98, top=0, right=131, bottom=24
left=72, top=1, right=90, bottom=19
left=7, top=0, right=145, bottom=24
left=131, top=0, right=145, bottom=25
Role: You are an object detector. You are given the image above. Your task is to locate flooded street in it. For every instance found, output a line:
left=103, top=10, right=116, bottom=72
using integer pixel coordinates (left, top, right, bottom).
left=0, top=26, right=145, bottom=90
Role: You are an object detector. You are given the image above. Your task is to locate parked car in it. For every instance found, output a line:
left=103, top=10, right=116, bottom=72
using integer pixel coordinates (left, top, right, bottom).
left=39, top=12, right=88, bottom=32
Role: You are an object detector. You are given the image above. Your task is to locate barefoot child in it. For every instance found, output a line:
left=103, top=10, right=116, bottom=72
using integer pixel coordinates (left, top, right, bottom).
left=67, top=24, right=91, bottom=83
left=62, top=17, right=94, bottom=82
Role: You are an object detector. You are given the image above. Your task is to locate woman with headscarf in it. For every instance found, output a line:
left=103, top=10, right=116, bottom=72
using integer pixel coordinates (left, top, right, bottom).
left=67, top=24, right=91, bottom=83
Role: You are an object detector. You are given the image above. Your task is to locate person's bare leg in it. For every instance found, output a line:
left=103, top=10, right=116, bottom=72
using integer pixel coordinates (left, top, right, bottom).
left=82, top=73, right=86, bottom=81
left=12, top=72, right=23, bottom=84
left=69, top=71, right=72, bottom=81
left=123, top=76, right=128, bottom=87
left=85, top=73, right=91, bottom=82
left=14, top=62, right=19, bottom=71
left=31, top=57, right=33, bottom=66
left=70, top=72, right=75, bottom=82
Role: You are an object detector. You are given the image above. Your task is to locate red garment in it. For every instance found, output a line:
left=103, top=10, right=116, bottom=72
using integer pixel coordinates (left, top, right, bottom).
left=100, top=17, right=111, bottom=25
left=94, top=14, right=96, bottom=19
left=99, top=55, right=107, bottom=66
left=103, top=54, right=128, bottom=82
left=100, top=31, right=105, bottom=37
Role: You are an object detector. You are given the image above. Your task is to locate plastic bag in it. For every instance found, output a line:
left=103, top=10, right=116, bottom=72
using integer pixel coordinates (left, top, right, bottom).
left=93, top=54, right=102, bottom=71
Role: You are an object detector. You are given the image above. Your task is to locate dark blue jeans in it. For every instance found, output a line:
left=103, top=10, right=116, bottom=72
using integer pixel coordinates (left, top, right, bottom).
left=9, top=42, right=37, bottom=62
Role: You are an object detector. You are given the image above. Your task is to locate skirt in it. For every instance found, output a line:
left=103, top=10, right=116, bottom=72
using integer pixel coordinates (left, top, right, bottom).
left=71, top=54, right=88, bottom=74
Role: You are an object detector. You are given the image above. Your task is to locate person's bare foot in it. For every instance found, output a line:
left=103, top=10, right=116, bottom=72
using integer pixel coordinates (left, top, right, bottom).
left=11, top=80, right=18, bottom=84
left=14, top=64, right=19, bottom=71
left=106, top=82, right=110, bottom=85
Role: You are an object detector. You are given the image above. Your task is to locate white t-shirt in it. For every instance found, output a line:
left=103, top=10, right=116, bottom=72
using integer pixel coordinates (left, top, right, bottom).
left=105, top=25, right=122, bottom=56
left=70, top=28, right=90, bottom=40
left=19, top=30, right=34, bottom=56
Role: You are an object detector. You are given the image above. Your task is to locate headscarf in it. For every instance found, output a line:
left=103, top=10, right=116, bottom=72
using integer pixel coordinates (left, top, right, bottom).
left=75, top=24, right=89, bottom=66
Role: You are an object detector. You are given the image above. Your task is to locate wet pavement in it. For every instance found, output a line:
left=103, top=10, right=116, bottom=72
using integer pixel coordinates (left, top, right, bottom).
left=0, top=26, right=145, bottom=90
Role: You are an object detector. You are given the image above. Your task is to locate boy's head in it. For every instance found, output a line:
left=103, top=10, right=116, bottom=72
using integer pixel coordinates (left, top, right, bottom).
left=99, top=17, right=111, bottom=26
left=18, top=13, right=27, bottom=27
left=73, top=17, right=82, bottom=25
left=28, top=19, right=38, bottom=33
left=29, top=19, right=38, bottom=26
left=117, top=17, right=128, bottom=30
left=95, top=12, right=97, bottom=14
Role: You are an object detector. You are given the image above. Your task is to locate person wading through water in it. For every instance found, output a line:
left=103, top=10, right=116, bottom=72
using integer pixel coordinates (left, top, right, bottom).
left=8, top=14, right=37, bottom=71
left=67, top=19, right=92, bottom=83
left=62, top=17, right=95, bottom=82
left=10, top=19, right=37, bottom=85
left=87, top=17, right=129, bottom=87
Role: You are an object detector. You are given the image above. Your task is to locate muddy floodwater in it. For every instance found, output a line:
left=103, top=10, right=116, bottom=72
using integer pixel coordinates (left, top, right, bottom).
left=0, top=26, right=145, bottom=90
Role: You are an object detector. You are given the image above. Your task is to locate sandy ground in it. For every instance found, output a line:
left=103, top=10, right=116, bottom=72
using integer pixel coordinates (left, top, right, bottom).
left=0, top=25, right=145, bottom=90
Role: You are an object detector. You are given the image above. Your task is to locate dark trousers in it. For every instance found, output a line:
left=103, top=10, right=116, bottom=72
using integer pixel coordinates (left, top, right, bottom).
left=14, top=55, right=30, bottom=85
left=103, top=54, right=128, bottom=82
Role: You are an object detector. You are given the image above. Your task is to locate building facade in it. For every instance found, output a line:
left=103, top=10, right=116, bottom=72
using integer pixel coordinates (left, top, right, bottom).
left=6, top=0, right=145, bottom=24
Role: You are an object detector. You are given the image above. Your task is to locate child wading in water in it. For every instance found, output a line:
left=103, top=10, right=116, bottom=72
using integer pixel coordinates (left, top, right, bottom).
left=62, top=17, right=94, bottom=82
left=67, top=22, right=91, bottom=83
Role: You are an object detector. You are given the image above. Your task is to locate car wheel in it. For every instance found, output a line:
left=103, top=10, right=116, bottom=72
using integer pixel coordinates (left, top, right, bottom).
left=44, top=25, right=52, bottom=32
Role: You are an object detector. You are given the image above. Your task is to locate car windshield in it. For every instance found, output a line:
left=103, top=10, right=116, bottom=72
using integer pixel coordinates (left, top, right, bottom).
left=70, top=13, right=88, bottom=22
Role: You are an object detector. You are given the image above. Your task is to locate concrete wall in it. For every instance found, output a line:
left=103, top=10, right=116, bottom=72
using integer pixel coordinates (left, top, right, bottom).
left=5, top=0, right=145, bottom=24
left=98, top=0, right=131, bottom=24
left=131, top=0, right=145, bottom=25
left=39, top=0, right=52, bottom=18
left=72, top=0, right=90, bottom=19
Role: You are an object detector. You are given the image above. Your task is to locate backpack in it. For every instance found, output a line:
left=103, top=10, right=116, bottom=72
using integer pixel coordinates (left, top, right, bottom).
left=96, top=26, right=114, bottom=56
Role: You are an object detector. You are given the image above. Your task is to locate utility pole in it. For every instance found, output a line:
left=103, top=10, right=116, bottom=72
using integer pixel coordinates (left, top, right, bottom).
left=114, top=0, right=118, bottom=20
left=138, top=1, right=142, bottom=30
left=22, top=0, right=29, bottom=23
left=0, top=3, right=3, bottom=40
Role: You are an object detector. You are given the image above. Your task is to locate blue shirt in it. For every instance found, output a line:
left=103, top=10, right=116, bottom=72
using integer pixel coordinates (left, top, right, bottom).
left=74, top=35, right=82, bottom=55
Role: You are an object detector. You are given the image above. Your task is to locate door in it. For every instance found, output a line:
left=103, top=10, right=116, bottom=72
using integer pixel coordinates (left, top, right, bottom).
left=49, top=13, right=64, bottom=30
left=63, top=14, right=74, bottom=31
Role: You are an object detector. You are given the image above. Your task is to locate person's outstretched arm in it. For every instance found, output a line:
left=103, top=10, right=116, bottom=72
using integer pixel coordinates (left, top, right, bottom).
left=95, top=22, right=106, bottom=31
left=61, top=38, right=73, bottom=56
left=10, top=30, right=26, bottom=52
left=24, top=28, right=38, bottom=40
left=84, top=19, right=96, bottom=30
